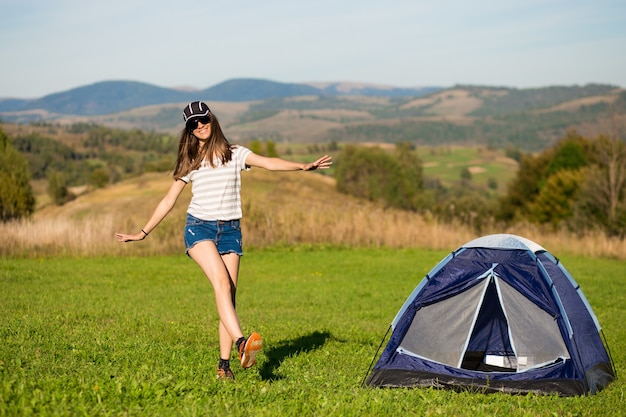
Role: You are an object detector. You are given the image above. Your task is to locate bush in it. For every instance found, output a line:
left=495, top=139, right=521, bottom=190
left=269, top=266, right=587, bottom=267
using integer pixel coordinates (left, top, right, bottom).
left=498, top=130, right=626, bottom=237
left=335, top=144, right=423, bottom=210
left=47, top=171, right=74, bottom=205
left=431, top=186, right=498, bottom=233
left=89, top=168, right=110, bottom=189
left=0, top=128, right=35, bottom=221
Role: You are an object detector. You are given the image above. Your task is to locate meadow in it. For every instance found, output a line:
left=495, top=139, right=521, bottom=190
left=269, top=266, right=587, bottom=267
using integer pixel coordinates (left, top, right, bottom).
left=1, top=248, right=624, bottom=416
left=418, top=146, right=518, bottom=194
left=1, top=148, right=625, bottom=415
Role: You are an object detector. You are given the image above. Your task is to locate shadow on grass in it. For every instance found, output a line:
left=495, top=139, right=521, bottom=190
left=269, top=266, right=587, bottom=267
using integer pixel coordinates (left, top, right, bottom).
left=259, top=330, right=332, bottom=381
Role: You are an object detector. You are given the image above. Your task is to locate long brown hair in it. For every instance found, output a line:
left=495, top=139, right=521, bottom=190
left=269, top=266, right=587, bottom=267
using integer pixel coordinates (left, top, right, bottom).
left=172, top=112, right=233, bottom=179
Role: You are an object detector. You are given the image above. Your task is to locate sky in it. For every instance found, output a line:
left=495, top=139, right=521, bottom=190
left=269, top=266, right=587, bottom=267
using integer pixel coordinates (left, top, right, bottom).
left=1, top=0, right=625, bottom=98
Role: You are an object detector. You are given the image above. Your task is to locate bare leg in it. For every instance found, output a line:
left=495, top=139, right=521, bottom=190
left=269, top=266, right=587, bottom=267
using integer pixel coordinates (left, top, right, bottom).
left=219, top=253, right=241, bottom=359
left=188, top=242, right=244, bottom=347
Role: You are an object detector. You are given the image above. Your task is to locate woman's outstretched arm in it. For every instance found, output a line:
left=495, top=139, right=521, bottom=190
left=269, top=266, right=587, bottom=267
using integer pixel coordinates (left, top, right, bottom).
left=115, top=179, right=187, bottom=242
left=245, top=153, right=332, bottom=172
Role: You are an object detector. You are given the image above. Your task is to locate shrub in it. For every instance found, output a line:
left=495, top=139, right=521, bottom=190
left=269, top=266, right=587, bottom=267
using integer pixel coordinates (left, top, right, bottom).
left=0, top=127, right=35, bottom=221
left=335, top=144, right=423, bottom=210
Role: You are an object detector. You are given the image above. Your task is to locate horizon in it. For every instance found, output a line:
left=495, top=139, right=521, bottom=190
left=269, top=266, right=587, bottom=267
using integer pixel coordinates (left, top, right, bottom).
left=0, top=78, right=443, bottom=100
left=1, top=77, right=623, bottom=101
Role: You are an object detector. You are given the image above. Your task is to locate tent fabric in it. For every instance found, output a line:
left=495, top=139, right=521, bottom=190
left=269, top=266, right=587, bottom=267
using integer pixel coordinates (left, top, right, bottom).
left=366, top=234, right=615, bottom=396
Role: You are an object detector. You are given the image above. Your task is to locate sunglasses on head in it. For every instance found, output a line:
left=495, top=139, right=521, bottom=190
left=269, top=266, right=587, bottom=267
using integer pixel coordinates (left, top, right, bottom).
left=187, top=115, right=211, bottom=130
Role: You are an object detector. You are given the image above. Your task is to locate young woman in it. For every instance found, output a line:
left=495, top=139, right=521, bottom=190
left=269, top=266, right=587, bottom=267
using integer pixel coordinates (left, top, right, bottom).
left=115, top=101, right=332, bottom=380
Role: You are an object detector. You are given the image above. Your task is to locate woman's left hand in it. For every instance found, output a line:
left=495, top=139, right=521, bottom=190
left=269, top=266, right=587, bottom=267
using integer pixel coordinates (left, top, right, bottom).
left=303, top=155, right=333, bottom=171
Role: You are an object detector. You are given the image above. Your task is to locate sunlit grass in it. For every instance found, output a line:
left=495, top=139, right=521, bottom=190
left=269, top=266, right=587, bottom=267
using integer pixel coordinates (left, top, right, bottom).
left=1, top=249, right=623, bottom=416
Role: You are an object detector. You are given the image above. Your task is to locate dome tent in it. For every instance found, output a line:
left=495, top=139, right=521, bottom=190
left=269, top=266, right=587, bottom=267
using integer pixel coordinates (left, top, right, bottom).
left=366, top=234, right=615, bottom=396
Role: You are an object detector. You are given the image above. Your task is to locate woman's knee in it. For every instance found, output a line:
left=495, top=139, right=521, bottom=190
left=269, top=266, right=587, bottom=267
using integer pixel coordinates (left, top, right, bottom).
left=211, top=272, right=235, bottom=294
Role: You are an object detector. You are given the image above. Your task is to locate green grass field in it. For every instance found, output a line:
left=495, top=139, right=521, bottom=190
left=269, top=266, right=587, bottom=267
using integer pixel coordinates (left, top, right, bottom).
left=1, top=248, right=624, bottom=416
left=418, top=146, right=518, bottom=194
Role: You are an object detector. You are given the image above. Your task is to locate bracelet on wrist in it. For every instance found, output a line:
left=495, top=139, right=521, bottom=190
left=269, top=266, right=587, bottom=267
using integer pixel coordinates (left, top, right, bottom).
left=141, top=229, right=149, bottom=236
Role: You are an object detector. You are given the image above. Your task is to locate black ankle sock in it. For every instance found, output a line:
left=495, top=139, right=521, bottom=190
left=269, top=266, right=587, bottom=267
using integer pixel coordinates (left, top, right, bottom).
left=219, top=358, right=230, bottom=370
left=236, top=337, right=246, bottom=351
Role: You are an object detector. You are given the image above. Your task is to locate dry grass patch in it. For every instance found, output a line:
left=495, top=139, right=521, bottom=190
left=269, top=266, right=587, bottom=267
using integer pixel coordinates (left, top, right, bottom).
left=228, top=110, right=342, bottom=142
left=1, top=170, right=624, bottom=259
left=401, top=89, right=483, bottom=116
left=302, top=109, right=375, bottom=122
left=467, top=166, right=486, bottom=174
left=426, top=89, right=483, bottom=116
left=536, top=90, right=622, bottom=113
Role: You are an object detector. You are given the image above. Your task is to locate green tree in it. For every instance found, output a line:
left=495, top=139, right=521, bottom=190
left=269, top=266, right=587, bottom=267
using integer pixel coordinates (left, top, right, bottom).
left=497, top=152, right=549, bottom=222
left=47, top=170, right=73, bottom=205
left=89, top=168, right=110, bottom=189
left=545, top=130, right=591, bottom=177
left=248, top=139, right=264, bottom=155
left=460, top=167, right=472, bottom=181
left=574, top=135, right=626, bottom=237
left=432, top=187, right=498, bottom=233
left=529, top=169, right=584, bottom=228
left=395, top=142, right=423, bottom=208
left=0, top=127, right=36, bottom=221
left=498, top=131, right=593, bottom=223
left=335, top=144, right=423, bottom=210
left=266, top=141, right=279, bottom=158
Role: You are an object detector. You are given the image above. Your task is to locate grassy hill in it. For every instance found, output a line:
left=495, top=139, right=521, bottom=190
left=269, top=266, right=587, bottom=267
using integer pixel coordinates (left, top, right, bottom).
left=2, top=163, right=624, bottom=260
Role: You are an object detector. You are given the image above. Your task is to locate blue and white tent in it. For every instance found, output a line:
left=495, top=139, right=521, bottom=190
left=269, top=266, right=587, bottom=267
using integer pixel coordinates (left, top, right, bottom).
left=366, top=234, right=615, bottom=396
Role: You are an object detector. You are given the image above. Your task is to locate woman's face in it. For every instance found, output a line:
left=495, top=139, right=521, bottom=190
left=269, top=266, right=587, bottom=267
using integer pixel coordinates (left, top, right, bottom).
left=192, top=119, right=211, bottom=141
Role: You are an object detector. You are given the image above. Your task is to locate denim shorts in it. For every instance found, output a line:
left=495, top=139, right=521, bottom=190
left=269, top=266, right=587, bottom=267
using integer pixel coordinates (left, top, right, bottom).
left=184, top=213, right=243, bottom=256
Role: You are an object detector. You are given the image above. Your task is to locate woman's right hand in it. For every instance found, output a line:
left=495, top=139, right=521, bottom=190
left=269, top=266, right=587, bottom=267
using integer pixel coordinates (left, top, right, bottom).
left=115, top=231, right=146, bottom=243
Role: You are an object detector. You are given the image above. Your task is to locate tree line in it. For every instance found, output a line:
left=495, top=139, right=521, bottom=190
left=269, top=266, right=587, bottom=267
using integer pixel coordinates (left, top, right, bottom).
left=2, top=121, right=625, bottom=238
left=334, top=129, right=626, bottom=238
left=5, top=123, right=177, bottom=206
left=498, top=129, right=626, bottom=237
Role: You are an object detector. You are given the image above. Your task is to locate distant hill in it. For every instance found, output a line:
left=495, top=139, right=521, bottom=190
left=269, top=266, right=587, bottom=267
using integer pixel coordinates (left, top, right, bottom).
left=0, top=78, right=439, bottom=116
left=309, top=82, right=441, bottom=97
left=1, top=81, right=194, bottom=116
left=202, top=79, right=320, bottom=102
left=219, top=84, right=625, bottom=151
left=1, top=79, right=624, bottom=153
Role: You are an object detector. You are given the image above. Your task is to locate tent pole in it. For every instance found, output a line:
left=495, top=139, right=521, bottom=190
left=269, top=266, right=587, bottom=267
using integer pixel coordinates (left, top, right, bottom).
left=361, top=325, right=392, bottom=388
left=600, top=330, right=618, bottom=378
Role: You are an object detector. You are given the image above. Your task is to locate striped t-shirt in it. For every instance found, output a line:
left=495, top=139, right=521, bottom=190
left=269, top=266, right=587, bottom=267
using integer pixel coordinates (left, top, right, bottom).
left=180, top=145, right=252, bottom=221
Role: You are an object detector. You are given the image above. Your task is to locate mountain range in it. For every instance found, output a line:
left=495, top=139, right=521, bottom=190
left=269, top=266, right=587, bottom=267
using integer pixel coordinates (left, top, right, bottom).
left=0, top=79, right=440, bottom=116
left=1, top=78, right=624, bottom=153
